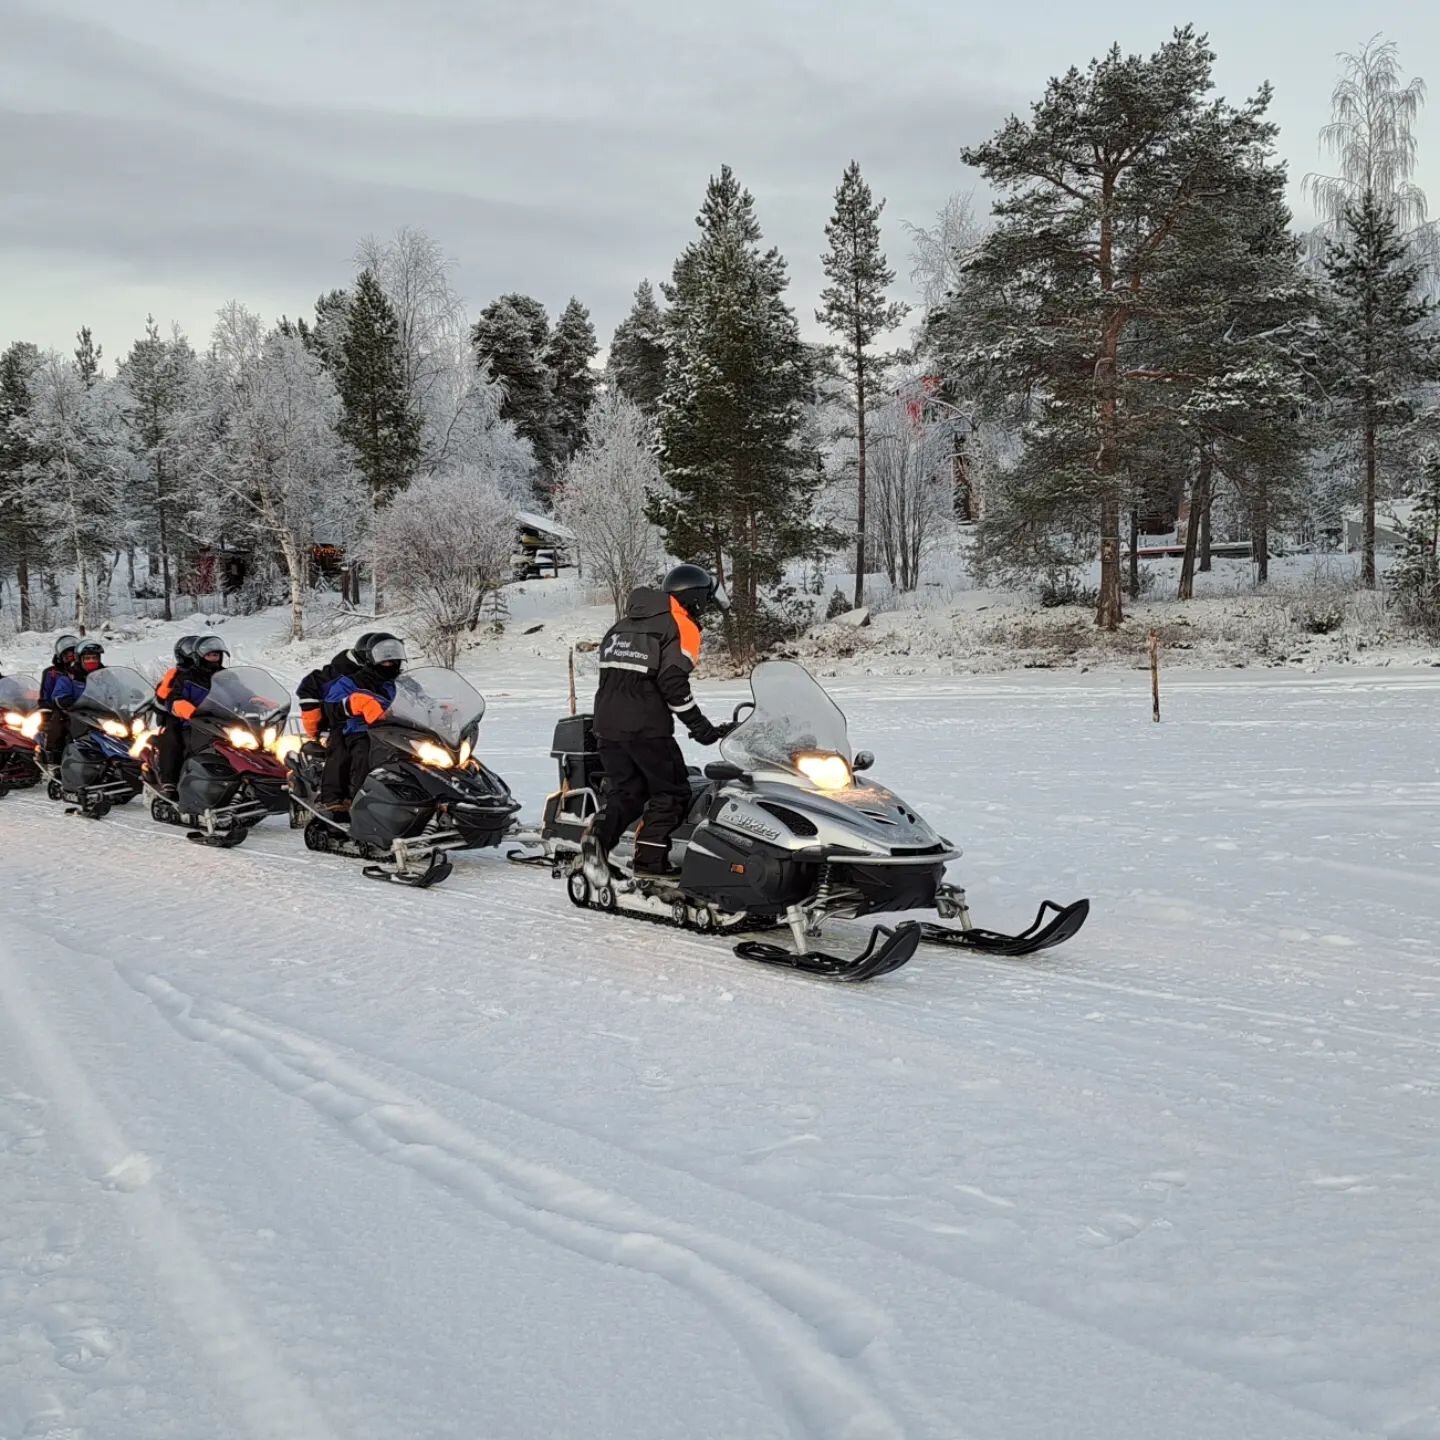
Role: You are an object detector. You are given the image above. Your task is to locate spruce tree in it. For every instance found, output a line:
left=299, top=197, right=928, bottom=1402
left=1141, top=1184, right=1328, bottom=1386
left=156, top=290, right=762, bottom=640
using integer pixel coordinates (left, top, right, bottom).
left=472, top=294, right=558, bottom=487
left=0, top=341, right=41, bottom=628
left=609, top=280, right=667, bottom=415
left=74, top=327, right=102, bottom=388
left=1320, top=191, right=1440, bottom=586
left=1388, top=450, right=1440, bottom=630
left=817, top=161, right=909, bottom=608
left=949, top=28, right=1277, bottom=627
left=335, top=269, right=422, bottom=611
left=654, top=165, right=825, bottom=660
left=545, top=298, right=599, bottom=471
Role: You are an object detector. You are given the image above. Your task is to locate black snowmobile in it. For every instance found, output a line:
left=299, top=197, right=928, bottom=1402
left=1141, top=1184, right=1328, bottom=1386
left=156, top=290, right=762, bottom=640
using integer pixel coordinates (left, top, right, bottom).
left=287, top=666, right=523, bottom=887
left=520, top=659, right=1089, bottom=982
left=141, top=666, right=296, bottom=848
left=47, top=666, right=150, bottom=818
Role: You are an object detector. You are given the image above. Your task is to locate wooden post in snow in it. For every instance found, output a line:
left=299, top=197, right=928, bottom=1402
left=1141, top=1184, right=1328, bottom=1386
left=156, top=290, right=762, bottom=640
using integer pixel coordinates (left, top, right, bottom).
left=568, top=646, right=577, bottom=716
left=1149, top=629, right=1161, bottom=723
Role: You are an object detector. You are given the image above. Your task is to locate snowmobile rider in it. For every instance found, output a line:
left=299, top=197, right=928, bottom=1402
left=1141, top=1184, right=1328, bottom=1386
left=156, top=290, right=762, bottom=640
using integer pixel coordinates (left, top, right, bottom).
left=47, top=639, right=106, bottom=758
left=166, top=635, right=229, bottom=756
left=38, top=634, right=81, bottom=765
left=152, top=634, right=201, bottom=795
left=582, top=563, right=732, bottom=881
left=320, top=634, right=406, bottom=809
left=296, top=632, right=379, bottom=743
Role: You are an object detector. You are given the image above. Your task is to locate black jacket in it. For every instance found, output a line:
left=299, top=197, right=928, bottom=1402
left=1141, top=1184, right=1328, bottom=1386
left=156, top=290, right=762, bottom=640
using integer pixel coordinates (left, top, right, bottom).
left=594, top=588, right=707, bottom=741
left=297, top=648, right=362, bottom=732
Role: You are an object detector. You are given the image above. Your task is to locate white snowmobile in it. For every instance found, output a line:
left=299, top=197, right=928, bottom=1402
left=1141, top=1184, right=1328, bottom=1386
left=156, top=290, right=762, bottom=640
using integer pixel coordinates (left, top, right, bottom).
left=517, top=659, right=1089, bottom=982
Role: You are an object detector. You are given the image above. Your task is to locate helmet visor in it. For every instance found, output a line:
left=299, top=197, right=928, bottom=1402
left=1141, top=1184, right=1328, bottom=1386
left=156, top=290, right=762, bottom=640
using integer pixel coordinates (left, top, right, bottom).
left=371, top=638, right=407, bottom=665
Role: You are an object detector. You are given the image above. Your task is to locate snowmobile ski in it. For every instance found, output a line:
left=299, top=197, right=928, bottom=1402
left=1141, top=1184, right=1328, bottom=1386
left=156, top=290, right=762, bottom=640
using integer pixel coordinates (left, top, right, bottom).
left=734, top=921, right=922, bottom=982
left=921, top=897, right=1090, bottom=957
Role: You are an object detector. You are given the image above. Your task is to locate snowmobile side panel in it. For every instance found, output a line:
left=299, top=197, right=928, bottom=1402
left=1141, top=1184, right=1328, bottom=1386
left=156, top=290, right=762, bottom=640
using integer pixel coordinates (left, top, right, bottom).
left=177, top=750, right=243, bottom=814
left=679, top=825, right=819, bottom=917
left=350, top=765, right=436, bottom=847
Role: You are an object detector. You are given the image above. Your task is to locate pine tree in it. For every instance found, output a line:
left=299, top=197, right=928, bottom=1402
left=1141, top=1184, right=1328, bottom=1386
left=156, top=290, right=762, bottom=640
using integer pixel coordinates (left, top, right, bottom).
left=817, top=161, right=909, bottom=608
left=609, top=280, right=667, bottom=415
left=1389, top=450, right=1440, bottom=629
left=545, top=298, right=599, bottom=470
left=335, top=269, right=423, bottom=612
left=0, top=342, right=41, bottom=628
left=1320, top=191, right=1440, bottom=585
left=654, top=165, right=826, bottom=660
left=949, top=27, right=1277, bottom=627
left=471, top=294, right=558, bottom=487
left=74, top=327, right=102, bottom=388
left=117, top=318, right=198, bottom=620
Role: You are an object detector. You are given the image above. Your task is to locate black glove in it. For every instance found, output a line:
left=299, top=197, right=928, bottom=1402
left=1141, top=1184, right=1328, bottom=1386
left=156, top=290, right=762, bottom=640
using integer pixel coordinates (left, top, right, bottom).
left=714, top=720, right=738, bottom=739
left=683, top=710, right=723, bottom=746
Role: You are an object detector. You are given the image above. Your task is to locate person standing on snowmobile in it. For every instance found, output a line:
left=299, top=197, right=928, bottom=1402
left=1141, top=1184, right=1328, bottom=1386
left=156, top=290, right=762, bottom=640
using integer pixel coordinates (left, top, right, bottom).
left=295, top=632, right=378, bottom=743
left=582, top=564, right=731, bottom=882
left=151, top=634, right=200, bottom=795
left=166, top=635, right=229, bottom=754
left=38, top=634, right=81, bottom=765
left=320, top=635, right=406, bottom=809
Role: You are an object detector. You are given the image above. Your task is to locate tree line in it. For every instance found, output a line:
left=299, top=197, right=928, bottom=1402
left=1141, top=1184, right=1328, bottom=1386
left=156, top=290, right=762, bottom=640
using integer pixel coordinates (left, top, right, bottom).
left=3, top=27, right=1439, bottom=656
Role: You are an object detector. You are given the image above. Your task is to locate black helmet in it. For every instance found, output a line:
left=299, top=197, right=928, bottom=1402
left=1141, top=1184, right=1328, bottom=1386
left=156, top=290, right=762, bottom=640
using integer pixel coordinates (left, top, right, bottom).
left=357, top=633, right=406, bottom=681
left=53, top=633, right=81, bottom=666
left=76, top=638, right=104, bottom=671
left=174, top=634, right=200, bottom=664
left=193, top=634, right=229, bottom=673
left=348, top=631, right=379, bottom=663
left=663, top=563, right=730, bottom=619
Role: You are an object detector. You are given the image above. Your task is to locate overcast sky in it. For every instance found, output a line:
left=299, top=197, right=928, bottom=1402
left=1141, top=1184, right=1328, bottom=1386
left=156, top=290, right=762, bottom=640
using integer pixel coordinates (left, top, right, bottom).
left=3, top=0, right=1439, bottom=365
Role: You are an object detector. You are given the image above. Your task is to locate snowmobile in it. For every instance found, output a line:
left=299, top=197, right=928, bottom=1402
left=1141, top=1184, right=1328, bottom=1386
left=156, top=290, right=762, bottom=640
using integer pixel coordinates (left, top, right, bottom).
left=287, top=666, right=524, bottom=888
left=521, top=659, right=1090, bottom=982
left=140, top=666, right=297, bottom=848
left=0, top=673, right=43, bottom=794
left=47, top=667, right=150, bottom=817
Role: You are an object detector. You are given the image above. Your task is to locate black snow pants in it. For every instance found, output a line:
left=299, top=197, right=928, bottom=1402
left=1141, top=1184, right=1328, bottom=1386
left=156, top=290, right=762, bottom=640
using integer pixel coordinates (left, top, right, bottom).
left=156, top=720, right=186, bottom=789
left=592, top=736, right=691, bottom=869
left=322, top=731, right=373, bottom=803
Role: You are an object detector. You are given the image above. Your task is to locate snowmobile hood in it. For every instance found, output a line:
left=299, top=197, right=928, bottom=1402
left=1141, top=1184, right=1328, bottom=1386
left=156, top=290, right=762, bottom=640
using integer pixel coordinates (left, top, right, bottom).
left=717, top=775, right=955, bottom=859
left=624, top=587, right=670, bottom=621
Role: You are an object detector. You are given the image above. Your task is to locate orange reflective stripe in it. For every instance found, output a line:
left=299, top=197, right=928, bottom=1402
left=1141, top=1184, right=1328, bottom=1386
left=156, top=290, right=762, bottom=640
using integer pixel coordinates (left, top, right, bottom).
left=156, top=665, right=177, bottom=701
left=172, top=698, right=196, bottom=720
left=670, top=596, right=701, bottom=665
left=350, top=692, right=386, bottom=725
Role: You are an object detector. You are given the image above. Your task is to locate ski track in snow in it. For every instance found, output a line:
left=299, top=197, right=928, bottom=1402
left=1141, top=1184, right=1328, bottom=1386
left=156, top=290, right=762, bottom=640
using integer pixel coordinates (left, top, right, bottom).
left=2, top=668, right=1438, bottom=1438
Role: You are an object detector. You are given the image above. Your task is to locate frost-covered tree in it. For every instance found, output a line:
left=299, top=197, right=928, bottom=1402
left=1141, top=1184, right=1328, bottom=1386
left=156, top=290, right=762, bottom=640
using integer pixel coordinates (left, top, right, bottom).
left=425, top=361, right=535, bottom=498
left=472, top=294, right=559, bottom=487
left=948, top=27, right=1278, bottom=627
left=374, top=467, right=515, bottom=665
left=18, top=354, right=132, bottom=632
left=117, top=318, right=199, bottom=619
left=555, top=392, right=662, bottom=616
left=0, top=341, right=42, bottom=627
left=335, top=269, right=423, bottom=611
left=867, top=386, right=950, bottom=592
left=655, top=165, right=825, bottom=660
left=1388, top=449, right=1440, bottom=630
left=195, top=307, right=361, bottom=640
left=73, top=327, right=102, bottom=388
left=545, top=298, right=598, bottom=470
left=1306, top=36, right=1437, bottom=279
left=905, top=192, right=984, bottom=320
left=818, top=161, right=908, bottom=608
left=1320, top=192, right=1440, bottom=585
left=608, top=280, right=667, bottom=415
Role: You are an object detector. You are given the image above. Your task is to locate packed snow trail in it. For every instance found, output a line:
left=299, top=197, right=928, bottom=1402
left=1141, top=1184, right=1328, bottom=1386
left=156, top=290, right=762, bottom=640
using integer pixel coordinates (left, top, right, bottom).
left=2, top=669, right=1437, bottom=1438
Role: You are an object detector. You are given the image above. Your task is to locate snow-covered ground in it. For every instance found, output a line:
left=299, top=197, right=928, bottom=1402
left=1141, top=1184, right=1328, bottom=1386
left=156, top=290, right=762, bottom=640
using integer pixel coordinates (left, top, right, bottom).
left=3, top=634, right=1437, bottom=1438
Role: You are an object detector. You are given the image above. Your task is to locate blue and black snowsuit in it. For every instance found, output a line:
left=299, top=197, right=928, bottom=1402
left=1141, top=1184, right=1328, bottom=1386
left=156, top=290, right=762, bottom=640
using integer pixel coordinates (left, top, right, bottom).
left=321, top=670, right=396, bottom=801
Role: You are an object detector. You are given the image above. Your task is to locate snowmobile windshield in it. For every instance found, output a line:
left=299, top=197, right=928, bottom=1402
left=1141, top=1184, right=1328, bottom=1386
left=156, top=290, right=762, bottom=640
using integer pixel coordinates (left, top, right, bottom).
left=0, top=674, right=41, bottom=711
left=70, top=666, right=151, bottom=721
left=384, top=667, right=486, bottom=748
left=195, top=667, right=292, bottom=727
left=721, top=660, right=854, bottom=788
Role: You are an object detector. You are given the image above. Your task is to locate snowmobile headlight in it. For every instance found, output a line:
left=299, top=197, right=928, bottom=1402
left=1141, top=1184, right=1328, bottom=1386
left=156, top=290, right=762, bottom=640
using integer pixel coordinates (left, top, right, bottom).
left=263, top=725, right=278, bottom=748
left=225, top=725, right=260, bottom=751
left=457, top=738, right=472, bottom=766
left=101, top=719, right=129, bottom=739
left=270, top=733, right=302, bottom=763
left=19, top=712, right=42, bottom=739
left=3, top=711, right=24, bottom=728
left=128, top=733, right=152, bottom=759
left=412, top=739, right=455, bottom=769
left=131, top=716, right=146, bottom=736
left=795, top=752, right=852, bottom=791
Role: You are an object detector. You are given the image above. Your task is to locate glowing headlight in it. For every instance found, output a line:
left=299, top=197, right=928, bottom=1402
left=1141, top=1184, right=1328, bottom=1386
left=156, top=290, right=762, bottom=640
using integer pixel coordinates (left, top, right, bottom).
left=101, top=719, right=129, bottom=739
left=412, top=739, right=454, bottom=769
left=263, top=725, right=278, bottom=748
left=795, top=752, right=852, bottom=791
left=19, top=712, right=41, bottom=739
left=131, top=717, right=146, bottom=736
left=128, top=732, right=154, bottom=759
left=270, top=734, right=302, bottom=763
left=3, top=711, right=24, bottom=728
left=457, top=738, right=472, bottom=766
left=225, top=726, right=259, bottom=751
